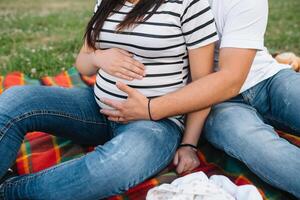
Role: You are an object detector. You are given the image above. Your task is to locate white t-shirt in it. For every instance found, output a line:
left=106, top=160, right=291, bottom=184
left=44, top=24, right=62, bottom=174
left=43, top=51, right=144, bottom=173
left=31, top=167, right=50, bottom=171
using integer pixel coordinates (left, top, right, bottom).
left=208, top=0, right=291, bottom=93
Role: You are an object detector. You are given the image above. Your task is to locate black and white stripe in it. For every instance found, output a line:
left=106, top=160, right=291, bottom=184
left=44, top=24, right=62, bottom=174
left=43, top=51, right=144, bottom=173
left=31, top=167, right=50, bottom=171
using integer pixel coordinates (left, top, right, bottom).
left=93, top=0, right=218, bottom=130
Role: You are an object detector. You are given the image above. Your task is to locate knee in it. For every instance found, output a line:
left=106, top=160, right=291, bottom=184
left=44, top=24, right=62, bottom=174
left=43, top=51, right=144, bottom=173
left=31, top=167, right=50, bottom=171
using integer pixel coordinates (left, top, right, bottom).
left=0, top=86, right=40, bottom=135
left=204, top=105, right=244, bottom=139
left=86, top=121, right=179, bottom=186
left=1, top=86, right=31, bottom=107
left=204, top=104, right=259, bottom=151
left=2, top=85, right=29, bottom=96
left=0, top=86, right=38, bottom=113
left=124, top=120, right=179, bottom=148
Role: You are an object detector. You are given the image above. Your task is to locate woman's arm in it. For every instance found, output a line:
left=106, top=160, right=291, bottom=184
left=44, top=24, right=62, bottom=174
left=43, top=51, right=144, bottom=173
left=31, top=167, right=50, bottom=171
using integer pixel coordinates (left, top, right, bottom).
left=75, top=41, right=100, bottom=76
left=173, top=43, right=214, bottom=174
left=174, top=108, right=210, bottom=173
left=75, top=40, right=145, bottom=79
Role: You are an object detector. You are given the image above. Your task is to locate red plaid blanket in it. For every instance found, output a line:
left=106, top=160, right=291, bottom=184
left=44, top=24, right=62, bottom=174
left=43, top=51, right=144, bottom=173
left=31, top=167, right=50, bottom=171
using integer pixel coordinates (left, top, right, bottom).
left=0, top=67, right=298, bottom=200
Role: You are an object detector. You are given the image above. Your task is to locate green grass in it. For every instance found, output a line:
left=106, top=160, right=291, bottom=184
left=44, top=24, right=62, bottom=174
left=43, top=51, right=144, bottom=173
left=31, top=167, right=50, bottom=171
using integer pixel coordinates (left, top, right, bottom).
left=266, top=0, right=300, bottom=54
left=0, top=0, right=94, bottom=78
left=0, top=0, right=299, bottom=78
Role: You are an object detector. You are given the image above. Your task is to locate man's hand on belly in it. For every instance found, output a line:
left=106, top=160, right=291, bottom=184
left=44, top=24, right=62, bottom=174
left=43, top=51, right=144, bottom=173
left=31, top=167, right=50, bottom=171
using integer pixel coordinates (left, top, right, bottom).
left=100, top=82, right=149, bottom=122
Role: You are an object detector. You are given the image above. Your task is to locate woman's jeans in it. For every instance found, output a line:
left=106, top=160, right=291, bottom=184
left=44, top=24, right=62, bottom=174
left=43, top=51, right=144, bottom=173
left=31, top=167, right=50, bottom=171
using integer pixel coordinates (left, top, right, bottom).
left=0, top=85, right=182, bottom=200
left=204, top=69, right=300, bottom=198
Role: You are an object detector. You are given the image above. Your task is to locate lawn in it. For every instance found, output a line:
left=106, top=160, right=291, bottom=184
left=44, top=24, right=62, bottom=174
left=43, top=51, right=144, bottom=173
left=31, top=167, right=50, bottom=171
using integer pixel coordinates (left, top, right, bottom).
left=0, top=0, right=299, bottom=78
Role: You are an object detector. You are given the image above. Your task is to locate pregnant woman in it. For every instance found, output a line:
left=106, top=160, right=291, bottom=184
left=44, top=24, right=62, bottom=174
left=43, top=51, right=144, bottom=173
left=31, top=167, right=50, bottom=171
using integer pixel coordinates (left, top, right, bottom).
left=0, top=0, right=218, bottom=199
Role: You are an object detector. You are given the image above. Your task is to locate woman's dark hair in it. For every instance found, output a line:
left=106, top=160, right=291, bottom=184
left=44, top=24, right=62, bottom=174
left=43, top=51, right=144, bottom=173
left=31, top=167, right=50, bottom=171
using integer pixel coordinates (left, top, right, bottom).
left=84, top=0, right=164, bottom=49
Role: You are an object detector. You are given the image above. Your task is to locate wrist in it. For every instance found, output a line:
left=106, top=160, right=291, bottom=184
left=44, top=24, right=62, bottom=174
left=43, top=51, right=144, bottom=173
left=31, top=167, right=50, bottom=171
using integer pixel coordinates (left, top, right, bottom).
left=181, top=137, right=198, bottom=147
left=148, top=98, right=154, bottom=121
left=178, top=143, right=198, bottom=152
left=149, top=98, right=163, bottom=120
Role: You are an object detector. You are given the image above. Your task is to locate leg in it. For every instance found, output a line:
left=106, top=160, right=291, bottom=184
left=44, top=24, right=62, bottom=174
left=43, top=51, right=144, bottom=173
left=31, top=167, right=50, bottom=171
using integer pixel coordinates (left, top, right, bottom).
left=203, top=102, right=300, bottom=198
left=0, top=85, right=111, bottom=178
left=0, top=119, right=181, bottom=200
left=265, top=69, right=300, bottom=135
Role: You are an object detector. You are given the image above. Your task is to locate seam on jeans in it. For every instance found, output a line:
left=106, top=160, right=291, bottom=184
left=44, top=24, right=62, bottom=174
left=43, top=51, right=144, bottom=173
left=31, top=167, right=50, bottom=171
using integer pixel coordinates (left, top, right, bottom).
left=0, top=110, right=107, bottom=140
left=209, top=140, right=282, bottom=190
left=264, top=115, right=300, bottom=134
left=213, top=102, right=258, bottom=113
left=4, top=157, right=82, bottom=187
left=0, top=183, right=4, bottom=199
left=240, top=155, right=283, bottom=190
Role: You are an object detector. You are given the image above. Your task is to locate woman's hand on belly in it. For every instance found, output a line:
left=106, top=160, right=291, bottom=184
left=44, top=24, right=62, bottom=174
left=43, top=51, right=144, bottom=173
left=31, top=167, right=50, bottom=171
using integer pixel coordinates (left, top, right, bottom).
left=94, top=48, right=145, bottom=81
left=100, top=82, right=149, bottom=122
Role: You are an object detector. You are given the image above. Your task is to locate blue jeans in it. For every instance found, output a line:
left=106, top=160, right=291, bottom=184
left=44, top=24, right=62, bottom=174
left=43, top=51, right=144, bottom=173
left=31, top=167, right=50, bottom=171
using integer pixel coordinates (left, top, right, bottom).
left=204, top=69, right=300, bottom=198
left=0, top=85, right=182, bottom=200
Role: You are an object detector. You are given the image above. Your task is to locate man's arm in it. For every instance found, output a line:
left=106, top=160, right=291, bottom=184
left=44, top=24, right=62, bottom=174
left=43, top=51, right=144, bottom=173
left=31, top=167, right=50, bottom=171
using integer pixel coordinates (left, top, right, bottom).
left=150, top=48, right=256, bottom=120
left=100, top=48, right=256, bottom=121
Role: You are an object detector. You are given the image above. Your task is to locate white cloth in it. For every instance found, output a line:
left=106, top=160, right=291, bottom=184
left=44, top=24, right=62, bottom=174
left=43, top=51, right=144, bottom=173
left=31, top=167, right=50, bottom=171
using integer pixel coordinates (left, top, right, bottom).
left=208, top=0, right=291, bottom=93
left=146, top=172, right=263, bottom=200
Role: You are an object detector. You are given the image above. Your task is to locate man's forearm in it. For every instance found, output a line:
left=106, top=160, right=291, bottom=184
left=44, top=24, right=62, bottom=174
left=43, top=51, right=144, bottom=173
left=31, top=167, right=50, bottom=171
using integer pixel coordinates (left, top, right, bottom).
left=151, top=70, right=240, bottom=120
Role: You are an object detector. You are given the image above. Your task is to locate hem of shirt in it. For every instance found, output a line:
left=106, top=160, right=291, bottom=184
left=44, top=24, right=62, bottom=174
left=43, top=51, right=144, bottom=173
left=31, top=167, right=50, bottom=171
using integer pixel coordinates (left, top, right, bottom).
left=187, top=36, right=219, bottom=50
left=239, top=65, right=292, bottom=93
left=169, top=118, right=185, bottom=132
left=220, top=38, right=264, bottom=50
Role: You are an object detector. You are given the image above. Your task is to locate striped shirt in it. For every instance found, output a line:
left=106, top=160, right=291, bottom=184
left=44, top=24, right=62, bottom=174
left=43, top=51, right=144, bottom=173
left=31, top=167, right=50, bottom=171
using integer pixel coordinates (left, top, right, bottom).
left=93, top=0, right=218, bottom=130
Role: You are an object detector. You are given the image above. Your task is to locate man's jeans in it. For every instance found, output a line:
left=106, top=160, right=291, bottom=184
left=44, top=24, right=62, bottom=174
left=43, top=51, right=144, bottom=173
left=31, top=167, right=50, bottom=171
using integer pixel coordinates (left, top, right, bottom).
left=0, top=85, right=182, bottom=200
left=204, top=68, right=300, bottom=198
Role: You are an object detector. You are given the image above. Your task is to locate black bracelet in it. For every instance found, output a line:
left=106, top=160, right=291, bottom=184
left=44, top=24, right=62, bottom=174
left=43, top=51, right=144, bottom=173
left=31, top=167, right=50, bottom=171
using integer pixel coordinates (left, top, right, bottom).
left=178, top=143, right=198, bottom=151
left=148, top=98, right=154, bottom=121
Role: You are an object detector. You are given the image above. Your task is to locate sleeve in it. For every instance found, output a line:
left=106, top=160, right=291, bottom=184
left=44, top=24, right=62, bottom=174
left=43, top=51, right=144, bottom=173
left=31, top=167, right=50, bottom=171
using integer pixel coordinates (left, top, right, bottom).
left=220, top=0, right=268, bottom=50
left=180, top=0, right=219, bottom=50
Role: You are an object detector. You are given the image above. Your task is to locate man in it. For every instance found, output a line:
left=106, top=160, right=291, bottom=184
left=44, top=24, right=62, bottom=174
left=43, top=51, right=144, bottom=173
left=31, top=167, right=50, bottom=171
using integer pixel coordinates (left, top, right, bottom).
left=100, top=0, right=300, bottom=197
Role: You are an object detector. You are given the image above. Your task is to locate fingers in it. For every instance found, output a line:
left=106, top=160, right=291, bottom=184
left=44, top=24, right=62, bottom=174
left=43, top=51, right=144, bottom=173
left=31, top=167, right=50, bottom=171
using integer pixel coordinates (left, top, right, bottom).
left=116, top=48, right=133, bottom=57
left=120, top=67, right=144, bottom=80
left=116, top=82, right=137, bottom=97
left=120, top=58, right=145, bottom=80
left=107, top=116, right=127, bottom=123
left=114, top=72, right=135, bottom=81
left=115, top=48, right=145, bottom=72
left=100, top=109, right=122, bottom=118
left=173, top=151, right=179, bottom=166
left=176, top=158, right=186, bottom=174
left=177, top=158, right=200, bottom=174
left=113, top=48, right=146, bottom=80
left=124, top=57, right=145, bottom=71
left=175, top=150, right=200, bottom=174
left=100, top=97, right=123, bottom=110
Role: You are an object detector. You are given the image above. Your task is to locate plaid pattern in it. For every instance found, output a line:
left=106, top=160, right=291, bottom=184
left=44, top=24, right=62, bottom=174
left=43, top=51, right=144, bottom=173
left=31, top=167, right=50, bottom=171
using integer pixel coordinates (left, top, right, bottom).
left=0, top=67, right=298, bottom=200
